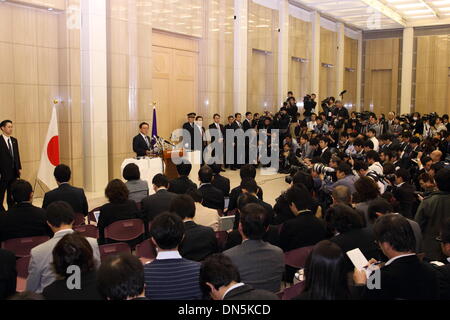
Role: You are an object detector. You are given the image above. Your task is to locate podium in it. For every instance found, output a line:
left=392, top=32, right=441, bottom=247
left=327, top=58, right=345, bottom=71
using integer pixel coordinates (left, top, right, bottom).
left=163, top=149, right=185, bottom=181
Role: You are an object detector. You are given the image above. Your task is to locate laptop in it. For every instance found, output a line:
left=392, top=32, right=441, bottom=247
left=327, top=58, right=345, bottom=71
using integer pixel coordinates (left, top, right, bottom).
left=218, top=215, right=235, bottom=232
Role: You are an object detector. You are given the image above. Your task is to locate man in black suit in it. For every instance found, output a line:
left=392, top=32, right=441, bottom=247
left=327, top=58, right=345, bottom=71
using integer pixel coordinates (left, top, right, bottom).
left=224, top=115, right=235, bottom=169
left=279, top=185, right=327, bottom=253
left=232, top=113, right=244, bottom=169
left=0, top=180, right=52, bottom=242
left=132, top=122, right=153, bottom=157
left=210, top=164, right=230, bottom=197
left=200, top=254, right=278, bottom=300
left=42, top=164, right=88, bottom=216
left=182, top=113, right=196, bottom=151
left=354, top=214, right=439, bottom=300
left=227, top=165, right=263, bottom=213
left=0, top=249, right=16, bottom=300
left=198, top=166, right=224, bottom=211
left=318, top=136, right=332, bottom=166
left=168, top=162, right=197, bottom=195
left=141, top=174, right=177, bottom=222
left=392, top=168, right=416, bottom=219
left=0, top=120, right=22, bottom=212
left=208, top=114, right=225, bottom=168
left=171, top=195, right=218, bottom=262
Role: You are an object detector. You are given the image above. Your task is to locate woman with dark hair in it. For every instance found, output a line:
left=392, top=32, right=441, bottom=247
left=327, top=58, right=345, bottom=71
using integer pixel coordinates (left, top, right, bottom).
left=97, top=179, right=142, bottom=245
left=42, top=233, right=102, bottom=300
left=294, top=240, right=351, bottom=300
left=354, top=177, right=382, bottom=226
left=325, top=204, right=381, bottom=274
left=123, top=163, right=149, bottom=203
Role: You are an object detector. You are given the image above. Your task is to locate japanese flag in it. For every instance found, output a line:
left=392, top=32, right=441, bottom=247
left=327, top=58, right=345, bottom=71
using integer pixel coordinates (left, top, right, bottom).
left=37, top=106, right=60, bottom=190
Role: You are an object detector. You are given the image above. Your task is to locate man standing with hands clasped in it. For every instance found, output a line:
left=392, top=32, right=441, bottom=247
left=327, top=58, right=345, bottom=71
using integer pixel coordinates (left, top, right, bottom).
left=0, top=120, right=22, bottom=212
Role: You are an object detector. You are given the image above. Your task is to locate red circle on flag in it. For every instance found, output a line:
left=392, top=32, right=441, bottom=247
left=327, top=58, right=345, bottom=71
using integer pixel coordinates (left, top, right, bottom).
left=47, top=136, right=60, bottom=166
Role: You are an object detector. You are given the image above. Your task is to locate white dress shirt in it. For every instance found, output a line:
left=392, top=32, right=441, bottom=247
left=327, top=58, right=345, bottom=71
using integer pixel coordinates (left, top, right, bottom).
left=223, top=283, right=245, bottom=300
left=385, top=253, right=416, bottom=266
left=2, top=134, right=13, bottom=157
left=156, top=250, right=182, bottom=260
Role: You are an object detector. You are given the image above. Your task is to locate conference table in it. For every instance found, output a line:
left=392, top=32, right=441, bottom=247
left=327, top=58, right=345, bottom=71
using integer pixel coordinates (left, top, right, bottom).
left=121, top=150, right=201, bottom=194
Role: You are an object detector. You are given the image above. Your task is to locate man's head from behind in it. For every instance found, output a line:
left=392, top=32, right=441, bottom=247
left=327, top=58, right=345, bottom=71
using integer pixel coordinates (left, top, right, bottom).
left=150, top=212, right=185, bottom=250
left=11, top=180, right=33, bottom=204
left=286, top=184, right=313, bottom=214
left=439, top=218, right=450, bottom=258
left=97, top=253, right=145, bottom=300
left=238, top=203, right=269, bottom=241
left=200, top=254, right=241, bottom=300
left=176, top=162, right=192, bottom=177
left=54, top=164, right=71, bottom=184
left=332, top=185, right=352, bottom=206
left=198, top=165, right=214, bottom=184
left=152, top=174, right=169, bottom=192
left=170, top=195, right=196, bottom=220
left=367, top=198, right=394, bottom=224
left=240, top=165, right=257, bottom=180
left=46, top=201, right=75, bottom=232
left=435, top=168, right=450, bottom=192
left=373, top=214, right=416, bottom=258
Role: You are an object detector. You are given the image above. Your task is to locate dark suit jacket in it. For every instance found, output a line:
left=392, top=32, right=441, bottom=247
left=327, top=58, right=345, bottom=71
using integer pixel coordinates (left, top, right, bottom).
left=42, top=183, right=89, bottom=215
left=319, top=148, right=332, bottom=165
left=212, top=174, right=230, bottom=197
left=279, top=211, right=327, bottom=252
left=133, top=134, right=151, bottom=157
left=182, top=122, right=195, bottom=151
left=392, top=183, right=416, bottom=219
left=0, top=203, right=52, bottom=242
left=361, top=255, right=439, bottom=300
left=243, top=119, right=252, bottom=132
left=224, top=240, right=284, bottom=293
left=179, top=221, right=218, bottom=262
left=97, top=200, right=141, bottom=245
left=0, top=249, right=16, bottom=300
left=42, top=271, right=102, bottom=300
left=208, top=123, right=225, bottom=143
left=225, top=226, right=280, bottom=251
left=223, top=284, right=279, bottom=300
left=0, top=136, right=21, bottom=181
left=198, top=184, right=224, bottom=211
left=168, top=176, right=197, bottom=195
left=141, top=189, right=177, bottom=221
left=434, top=263, right=450, bottom=300
left=228, top=186, right=263, bottom=213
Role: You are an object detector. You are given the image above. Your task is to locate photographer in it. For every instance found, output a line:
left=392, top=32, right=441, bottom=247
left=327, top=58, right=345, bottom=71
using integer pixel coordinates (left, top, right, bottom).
left=303, top=94, right=317, bottom=121
left=322, top=97, right=335, bottom=121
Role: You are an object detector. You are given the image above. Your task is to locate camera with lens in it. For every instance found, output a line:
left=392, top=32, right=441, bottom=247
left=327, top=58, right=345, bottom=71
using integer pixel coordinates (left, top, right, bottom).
left=284, top=164, right=310, bottom=184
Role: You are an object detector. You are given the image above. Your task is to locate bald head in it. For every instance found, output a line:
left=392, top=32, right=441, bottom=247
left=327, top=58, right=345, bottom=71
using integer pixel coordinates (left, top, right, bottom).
left=332, top=186, right=352, bottom=206
left=431, top=150, right=443, bottom=163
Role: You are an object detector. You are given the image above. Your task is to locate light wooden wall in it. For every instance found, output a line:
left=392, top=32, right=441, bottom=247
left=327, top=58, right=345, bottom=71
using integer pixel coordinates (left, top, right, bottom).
left=247, top=1, right=278, bottom=113
left=415, top=35, right=450, bottom=116
left=344, top=36, right=358, bottom=110
left=363, top=38, right=400, bottom=115
left=288, top=16, right=311, bottom=100
left=320, top=28, right=337, bottom=100
left=0, top=1, right=81, bottom=195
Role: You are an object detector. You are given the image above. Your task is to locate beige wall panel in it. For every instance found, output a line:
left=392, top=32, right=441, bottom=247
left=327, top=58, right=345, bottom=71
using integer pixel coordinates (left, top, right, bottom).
left=0, top=43, right=14, bottom=84
left=9, top=0, right=65, bottom=10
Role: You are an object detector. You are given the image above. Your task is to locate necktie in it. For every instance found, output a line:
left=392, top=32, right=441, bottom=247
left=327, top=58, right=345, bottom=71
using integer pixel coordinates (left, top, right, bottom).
left=145, top=136, right=150, bottom=148
left=7, top=138, right=13, bottom=158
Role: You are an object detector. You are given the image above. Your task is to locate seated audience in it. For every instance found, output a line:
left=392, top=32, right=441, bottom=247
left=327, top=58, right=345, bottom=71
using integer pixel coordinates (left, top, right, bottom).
left=42, top=233, right=102, bottom=300
left=200, top=254, right=278, bottom=300
left=354, top=214, right=439, bottom=300
left=210, top=164, right=230, bottom=197
left=227, top=165, right=263, bottom=212
left=122, top=163, right=149, bottom=203
left=198, top=166, right=225, bottom=211
left=331, top=185, right=352, bottom=207
left=42, top=164, right=89, bottom=216
left=97, top=253, right=147, bottom=300
left=168, top=162, right=197, bottom=195
left=141, top=174, right=177, bottom=222
left=224, top=204, right=284, bottom=293
left=144, top=213, right=202, bottom=300
left=391, top=168, right=416, bottom=219
left=0, top=180, right=51, bottom=242
left=295, top=240, right=352, bottom=300
left=26, top=202, right=100, bottom=293
left=279, top=184, right=327, bottom=253
left=97, top=179, right=142, bottom=245
left=187, top=189, right=219, bottom=231
left=322, top=163, right=359, bottom=194
left=170, top=195, right=218, bottom=262
left=415, top=168, right=450, bottom=261
left=354, top=177, right=382, bottom=226
left=0, top=249, right=16, bottom=300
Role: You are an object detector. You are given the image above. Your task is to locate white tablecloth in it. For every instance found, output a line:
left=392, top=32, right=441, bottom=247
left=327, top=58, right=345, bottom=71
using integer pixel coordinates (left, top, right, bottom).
left=121, top=158, right=164, bottom=195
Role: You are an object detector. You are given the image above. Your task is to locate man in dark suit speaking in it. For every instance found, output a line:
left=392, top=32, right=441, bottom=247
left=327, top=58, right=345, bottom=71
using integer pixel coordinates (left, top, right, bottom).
left=133, top=122, right=153, bottom=158
left=0, top=120, right=22, bottom=212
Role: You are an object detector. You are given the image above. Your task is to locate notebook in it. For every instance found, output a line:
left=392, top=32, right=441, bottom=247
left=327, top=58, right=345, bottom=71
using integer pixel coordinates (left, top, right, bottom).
left=218, top=216, right=235, bottom=232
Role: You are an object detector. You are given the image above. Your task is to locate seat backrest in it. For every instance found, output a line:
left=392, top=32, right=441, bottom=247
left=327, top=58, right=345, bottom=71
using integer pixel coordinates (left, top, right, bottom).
left=282, top=281, right=305, bottom=300
left=74, top=225, right=99, bottom=239
left=215, top=231, right=228, bottom=251
left=104, top=219, right=145, bottom=242
left=284, top=246, right=314, bottom=269
left=136, top=239, right=157, bottom=260
left=73, top=213, right=86, bottom=226
left=1, top=236, right=50, bottom=258
left=99, top=243, right=131, bottom=261
left=16, top=256, right=31, bottom=279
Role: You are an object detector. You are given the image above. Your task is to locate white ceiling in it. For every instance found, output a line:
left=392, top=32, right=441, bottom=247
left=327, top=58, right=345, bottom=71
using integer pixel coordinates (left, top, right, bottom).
left=292, top=0, right=450, bottom=30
